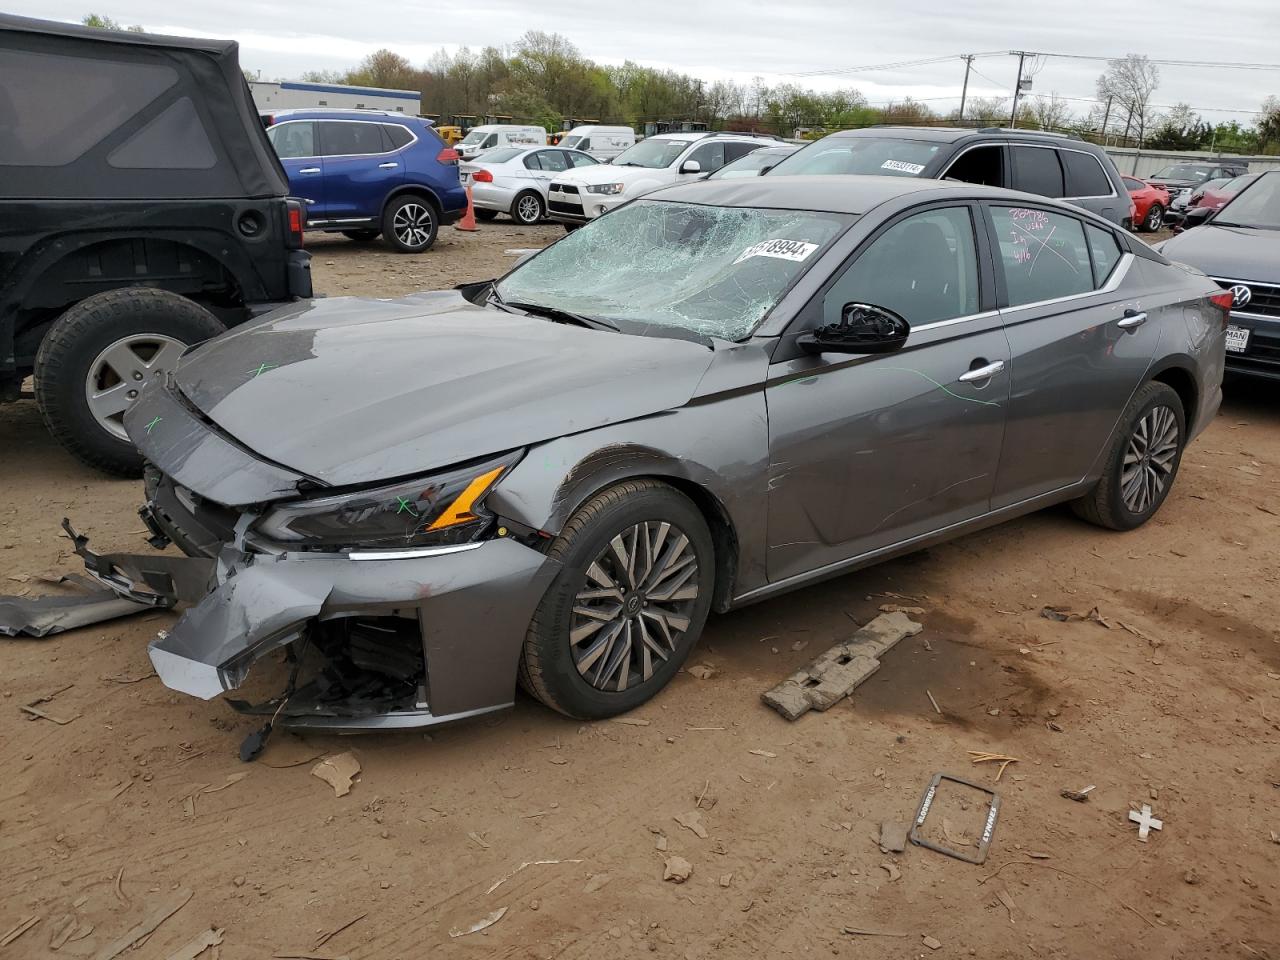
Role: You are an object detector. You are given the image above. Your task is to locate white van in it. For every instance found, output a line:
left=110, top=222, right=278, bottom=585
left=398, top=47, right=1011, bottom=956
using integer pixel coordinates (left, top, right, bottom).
left=455, top=124, right=547, bottom=160
left=559, top=125, right=636, bottom=162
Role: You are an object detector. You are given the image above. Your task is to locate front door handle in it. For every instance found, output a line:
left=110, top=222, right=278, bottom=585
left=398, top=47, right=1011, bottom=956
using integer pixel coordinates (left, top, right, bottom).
left=958, top=359, right=1005, bottom=383
left=298, top=167, right=320, bottom=174
left=378, top=162, right=399, bottom=169
left=1118, top=309, right=1148, bottom=330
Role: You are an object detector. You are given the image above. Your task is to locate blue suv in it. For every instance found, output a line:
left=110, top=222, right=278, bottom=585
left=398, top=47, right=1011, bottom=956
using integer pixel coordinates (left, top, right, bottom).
left=265, top=110, right=466, bottom=253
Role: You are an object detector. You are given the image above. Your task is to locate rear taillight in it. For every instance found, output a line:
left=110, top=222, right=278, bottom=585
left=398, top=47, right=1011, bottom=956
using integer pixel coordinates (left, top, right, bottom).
left=437, top=147, right=460, bottom=164
left=471, top=169, right=493, bottom=183
left=1210, top=291, right=1234, bottom=327
left=285, top=198, right=305, bottom=249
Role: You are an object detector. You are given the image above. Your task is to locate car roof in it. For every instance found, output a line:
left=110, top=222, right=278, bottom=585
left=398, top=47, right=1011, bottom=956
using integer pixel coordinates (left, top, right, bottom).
left=826, top=125, right=1088, bottom=146
left=0, top=12, right=234, bottom=53
left=646, top=174, right=1085, bottom=216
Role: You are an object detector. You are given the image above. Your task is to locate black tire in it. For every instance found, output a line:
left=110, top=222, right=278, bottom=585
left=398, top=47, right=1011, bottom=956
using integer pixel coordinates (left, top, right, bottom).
left=1071, top=381, right=1186, bottom=531
left=518, top=480, right=716, bottom=720
left=1142, top=203, right=1165, bottom=232
left=474, top=209, right=499, bottom=222
left=34, top=288, right=225, bottom=476
left=563, top=222, right=581, bottom=233
left=511, top=191, right=545, bottom=225
left=381, top=194, right=438, bottom=253
left=341, top=228, right=381, bottom=242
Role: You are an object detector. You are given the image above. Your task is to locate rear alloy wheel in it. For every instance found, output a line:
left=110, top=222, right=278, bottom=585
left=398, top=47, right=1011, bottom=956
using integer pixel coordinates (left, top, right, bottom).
left=519, top=480, right=715, bottom=719
left=381, top=195, right=438, bottom=253
left=1072, top=381, right=1185, bottom=530
left=34, top=288, right=225, bottom=476
left=341, top=229, right=381, bottom=242
left=1143, top=203, right=1165, bottom=232
left=512, top=191, right=545, bottom=225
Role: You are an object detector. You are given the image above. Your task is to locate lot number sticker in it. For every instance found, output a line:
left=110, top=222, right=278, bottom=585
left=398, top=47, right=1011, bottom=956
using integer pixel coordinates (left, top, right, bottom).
left=881, top=159, right=926, bottom=174
left=734, top=238, right=819, bottom=265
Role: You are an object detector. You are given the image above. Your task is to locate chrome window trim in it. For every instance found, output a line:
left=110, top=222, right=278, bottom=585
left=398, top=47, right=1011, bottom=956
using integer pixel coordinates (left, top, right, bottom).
left=998, top=252, right=1135, bottom=314
left=912, top=309, right=1000, bottom=333
left=267, top=117, right=418, bottom=160
left=937, top=141, right=1118, bottom=201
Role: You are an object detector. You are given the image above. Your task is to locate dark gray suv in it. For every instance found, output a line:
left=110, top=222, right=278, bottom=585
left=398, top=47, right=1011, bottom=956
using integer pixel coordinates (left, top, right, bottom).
left=768, top=126, right=1131, bottom=228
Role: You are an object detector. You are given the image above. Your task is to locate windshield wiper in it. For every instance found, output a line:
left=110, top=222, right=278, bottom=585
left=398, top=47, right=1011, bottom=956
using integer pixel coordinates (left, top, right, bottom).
left=1211, top=221, right=1255, bottom=228
left=506, top=300, right=619, bottom=332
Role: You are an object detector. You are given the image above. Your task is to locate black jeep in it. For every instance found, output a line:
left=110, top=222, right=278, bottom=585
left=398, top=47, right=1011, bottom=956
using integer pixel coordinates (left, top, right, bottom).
left=0, top=15, right=312, bottom=474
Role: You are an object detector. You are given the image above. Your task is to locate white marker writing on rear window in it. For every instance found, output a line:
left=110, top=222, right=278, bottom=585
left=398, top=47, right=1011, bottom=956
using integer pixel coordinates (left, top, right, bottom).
left=734, top=239, right=819, bottom=265
left=881, top=160, right=926, bottom=174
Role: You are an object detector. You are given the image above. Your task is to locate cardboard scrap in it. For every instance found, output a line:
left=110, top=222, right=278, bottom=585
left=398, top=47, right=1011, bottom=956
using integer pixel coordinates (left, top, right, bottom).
left=311, top=753, right=360, bottom=797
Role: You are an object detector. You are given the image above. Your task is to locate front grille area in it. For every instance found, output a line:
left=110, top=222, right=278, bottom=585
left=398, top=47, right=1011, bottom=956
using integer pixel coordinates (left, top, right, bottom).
left=549, top=200, right=584, bottom=216
left=1215, top=278, right=1280, bottom=319
left=550, top=183, right=580, bottom=196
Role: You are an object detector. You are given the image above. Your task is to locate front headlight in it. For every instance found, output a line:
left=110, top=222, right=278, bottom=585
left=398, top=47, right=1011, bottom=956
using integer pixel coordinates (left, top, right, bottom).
left=586, top=183, right=625, bottom=196
left=254, top=451, right=521, bottom=551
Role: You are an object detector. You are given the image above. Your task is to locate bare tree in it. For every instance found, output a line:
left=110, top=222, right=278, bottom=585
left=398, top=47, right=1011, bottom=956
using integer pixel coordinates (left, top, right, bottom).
left=1023, top=93, right=1072, bottom=132
left=964, top=96, right=1010, bottom=125
left=1096, top=54, right=1160, bottom=145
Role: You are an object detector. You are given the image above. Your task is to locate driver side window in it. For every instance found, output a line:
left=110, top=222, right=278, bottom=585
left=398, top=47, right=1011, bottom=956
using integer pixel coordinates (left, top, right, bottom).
left=822, top=207, right=980, bottom=326
left=685, top=141, right=726, bottom=172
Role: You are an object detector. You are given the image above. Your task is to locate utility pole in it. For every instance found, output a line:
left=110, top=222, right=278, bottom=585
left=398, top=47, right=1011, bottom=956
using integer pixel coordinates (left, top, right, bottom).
left=1100, top=95, right=1113, bottom=144
left=958, top=55, right=973, bottom=122
left=1009, top=50, right=1027, bottom=128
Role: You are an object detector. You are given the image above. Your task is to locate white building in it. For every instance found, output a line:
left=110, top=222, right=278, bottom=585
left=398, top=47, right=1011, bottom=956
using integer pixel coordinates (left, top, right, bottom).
left=249, top=80, right=420, bottom=115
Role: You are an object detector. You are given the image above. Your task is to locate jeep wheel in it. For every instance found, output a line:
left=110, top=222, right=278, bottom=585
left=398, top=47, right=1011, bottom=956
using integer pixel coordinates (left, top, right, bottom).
left=382, top=195, right=438, bottom=253
left=341, top=229, right=381, bottom=242
left=34, top=288, right=225, bottom=476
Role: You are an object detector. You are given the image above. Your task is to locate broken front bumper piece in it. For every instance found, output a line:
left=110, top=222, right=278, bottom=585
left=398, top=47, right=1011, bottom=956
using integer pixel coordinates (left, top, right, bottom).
left=69, top=523, right=560, bottom=731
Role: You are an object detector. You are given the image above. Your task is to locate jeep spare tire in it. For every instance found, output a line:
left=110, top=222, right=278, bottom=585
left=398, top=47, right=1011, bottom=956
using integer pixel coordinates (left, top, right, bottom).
left=34, top=288, right=225, bottom=476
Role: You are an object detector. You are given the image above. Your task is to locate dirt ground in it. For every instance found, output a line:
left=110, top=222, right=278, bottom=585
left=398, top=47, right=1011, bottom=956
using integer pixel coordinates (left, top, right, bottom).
left=2, top=221, right=1277, bottom=960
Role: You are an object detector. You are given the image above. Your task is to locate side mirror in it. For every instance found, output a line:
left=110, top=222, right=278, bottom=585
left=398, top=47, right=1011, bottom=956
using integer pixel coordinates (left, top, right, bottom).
left=680, top=159, right=702, bottom=174
left=798, top=303, right=910, bottom=355
left=1183, top=208, right=1212, bottom=229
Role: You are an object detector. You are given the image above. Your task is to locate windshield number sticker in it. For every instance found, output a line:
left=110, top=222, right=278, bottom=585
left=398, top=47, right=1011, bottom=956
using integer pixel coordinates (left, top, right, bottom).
left=734, top=238, right=819, bottom=265
left=881, top=159, right=926, bottom=174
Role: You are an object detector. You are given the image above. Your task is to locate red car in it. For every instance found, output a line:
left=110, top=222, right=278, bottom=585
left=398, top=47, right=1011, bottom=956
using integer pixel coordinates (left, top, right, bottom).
left=1123, top=176, right=1171, bottom=232
left=1173, top=173, right=1262, bottom=232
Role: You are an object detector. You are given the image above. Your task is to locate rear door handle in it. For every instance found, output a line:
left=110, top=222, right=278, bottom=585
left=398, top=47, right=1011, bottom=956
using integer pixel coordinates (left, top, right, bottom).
left=958, top=360, right=1005, bottom=383
left=378, top=162, right=399, bottom=169
left=298, top=167, right=320, bottom=174
left=1118, top=310, right=1148, bottom=330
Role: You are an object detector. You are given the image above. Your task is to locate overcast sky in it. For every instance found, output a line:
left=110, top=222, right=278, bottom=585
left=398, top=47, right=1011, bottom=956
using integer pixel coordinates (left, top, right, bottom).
left=18, top=0, right=1280, bottom=124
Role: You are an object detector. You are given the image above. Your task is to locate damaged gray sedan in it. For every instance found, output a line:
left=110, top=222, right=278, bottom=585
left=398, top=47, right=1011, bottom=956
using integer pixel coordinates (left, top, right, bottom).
left=64, top=175, right=1226, bottom=734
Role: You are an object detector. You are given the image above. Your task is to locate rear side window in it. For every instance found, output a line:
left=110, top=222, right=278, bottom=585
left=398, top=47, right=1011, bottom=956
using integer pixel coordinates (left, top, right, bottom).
left=320, top=121, right=387, bottom=156
left=0, top=48, right=178, bottom=167
left=1011, top=147, right=1064, bottom=198
left=268, top=121, right=317, bottom=159
left=991, top=206, right=1093, bottom=306
left=1061, top=151, right=1113, bottom=197
left=382, top=124, right=414, bottom=149
left=1086, top=225, right=1123, bottom=286
left=108, top=97, right=215, bottom=169
left=723, top=141, right=762, bottom=163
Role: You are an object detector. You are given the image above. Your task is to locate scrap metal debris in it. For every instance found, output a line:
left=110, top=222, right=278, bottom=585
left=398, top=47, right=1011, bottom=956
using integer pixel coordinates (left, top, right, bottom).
left=0, top=576, right=152, bottom=638
left=1040, top=606, right=1111, bottom=628
left=311, top=753, right=360, bottom=797
left=1061, top=785, right=1096, bottom=803
left=762, top=612, right=923, bottom=720
left=448, top=907, right=507, bottom=938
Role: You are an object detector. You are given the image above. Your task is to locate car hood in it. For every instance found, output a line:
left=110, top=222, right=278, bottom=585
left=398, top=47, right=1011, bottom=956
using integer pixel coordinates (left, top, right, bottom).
left=1157, top=224, right=1280, bottom=280
left=555, top=164, right=670, bottom=186
left=166, top=292, right=715, bottom=487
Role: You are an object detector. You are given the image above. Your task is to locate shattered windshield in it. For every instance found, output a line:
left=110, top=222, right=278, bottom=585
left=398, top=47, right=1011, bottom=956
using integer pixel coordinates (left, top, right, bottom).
left=496, top=200, right=850, bottom=340
left=612, top=138, right=687, bottom=168
left=768, top=137, right=941, bottom=177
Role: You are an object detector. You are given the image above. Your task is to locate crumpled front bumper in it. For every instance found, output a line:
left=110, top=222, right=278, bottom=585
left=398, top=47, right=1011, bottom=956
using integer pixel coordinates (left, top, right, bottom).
left=151, top=539, right=559, bottom=727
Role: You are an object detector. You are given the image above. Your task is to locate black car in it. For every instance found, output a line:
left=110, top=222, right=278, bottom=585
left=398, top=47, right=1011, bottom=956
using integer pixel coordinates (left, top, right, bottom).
left=766, top=126, right=1131, bottom=227
left=0, top=15, right=311, bottom=474
left=1147, top=160, right=1251, bottom=200
left=1156, top=170, right=1280, bottom=380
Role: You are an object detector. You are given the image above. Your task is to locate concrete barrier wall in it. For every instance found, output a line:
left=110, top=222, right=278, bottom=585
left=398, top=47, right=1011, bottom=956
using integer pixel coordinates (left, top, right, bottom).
left=1104, top=147, right=1280, bottom=178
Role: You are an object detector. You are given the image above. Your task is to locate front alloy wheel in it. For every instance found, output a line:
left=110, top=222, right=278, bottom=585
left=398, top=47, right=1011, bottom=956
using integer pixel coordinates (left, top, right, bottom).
left=519, top=480, right=715, bottom=718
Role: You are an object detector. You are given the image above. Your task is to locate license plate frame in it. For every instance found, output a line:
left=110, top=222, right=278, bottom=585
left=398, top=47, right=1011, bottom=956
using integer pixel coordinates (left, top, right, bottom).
left=1225, top=325, right=1250, bottom=354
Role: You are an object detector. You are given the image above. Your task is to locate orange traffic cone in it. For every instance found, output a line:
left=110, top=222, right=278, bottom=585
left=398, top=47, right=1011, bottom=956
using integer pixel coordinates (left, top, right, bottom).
left=456, top=184, right=478, bottom=232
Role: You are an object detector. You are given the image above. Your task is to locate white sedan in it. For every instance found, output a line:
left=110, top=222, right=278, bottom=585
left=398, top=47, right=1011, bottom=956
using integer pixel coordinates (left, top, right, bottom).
left=459, top=146, right=601, bottom=225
